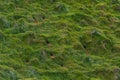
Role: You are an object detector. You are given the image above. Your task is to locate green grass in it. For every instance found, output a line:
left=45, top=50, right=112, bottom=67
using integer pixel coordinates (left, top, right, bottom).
left=0, top=0, right=120, bottom=80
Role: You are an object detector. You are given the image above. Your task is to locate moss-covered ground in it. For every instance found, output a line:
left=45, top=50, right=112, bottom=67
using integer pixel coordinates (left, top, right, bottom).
left=0, top=0, right=120, bottom=80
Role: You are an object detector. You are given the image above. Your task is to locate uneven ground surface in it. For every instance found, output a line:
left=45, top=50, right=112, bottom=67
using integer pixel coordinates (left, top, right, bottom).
left=0, top=0, right=120, bottom=80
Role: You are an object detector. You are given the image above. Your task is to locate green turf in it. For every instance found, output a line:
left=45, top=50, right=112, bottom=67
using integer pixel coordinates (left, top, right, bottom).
left=0, top=0, right=120, bottom=80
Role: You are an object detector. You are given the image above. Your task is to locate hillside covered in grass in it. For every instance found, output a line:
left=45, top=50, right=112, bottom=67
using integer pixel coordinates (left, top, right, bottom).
left=0, top=0, right=120, bottom=80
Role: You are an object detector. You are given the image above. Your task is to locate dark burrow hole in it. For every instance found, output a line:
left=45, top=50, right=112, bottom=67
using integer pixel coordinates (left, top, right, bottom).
left=41, top=15, right=45, bottom=20
left=32, top=16, right=38, bottom=22
left=83, top=45, right=87, bottom=49
left=50, top=53, right=53, bottom=56
left=50, top=53, right=55, bottom=59
left=25, top=59, right=29, bottom=63
left=60, top=64, right=64, bottom=67
left=32, top=16, right=36, bottom=20
left=46, top=40, right=50, bottom=44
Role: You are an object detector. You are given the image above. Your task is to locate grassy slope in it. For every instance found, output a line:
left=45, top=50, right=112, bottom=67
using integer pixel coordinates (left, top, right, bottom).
left=0, top=0, right=120, bottom=80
